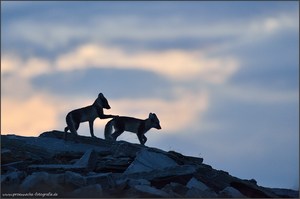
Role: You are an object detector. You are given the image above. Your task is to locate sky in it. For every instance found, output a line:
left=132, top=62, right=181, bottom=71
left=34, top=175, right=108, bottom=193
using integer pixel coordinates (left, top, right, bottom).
left=1, top=1, right=299, bottom=190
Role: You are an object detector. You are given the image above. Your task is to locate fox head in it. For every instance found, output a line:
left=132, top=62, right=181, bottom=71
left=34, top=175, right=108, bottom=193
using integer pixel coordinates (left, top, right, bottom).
left=149, top=113, right=161, bottom=130
left=95, top=93, right=111, bottom=109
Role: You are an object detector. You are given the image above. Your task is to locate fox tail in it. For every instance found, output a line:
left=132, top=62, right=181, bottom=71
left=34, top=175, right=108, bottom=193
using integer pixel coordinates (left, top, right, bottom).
left=104, top=119, right=114, bottom=140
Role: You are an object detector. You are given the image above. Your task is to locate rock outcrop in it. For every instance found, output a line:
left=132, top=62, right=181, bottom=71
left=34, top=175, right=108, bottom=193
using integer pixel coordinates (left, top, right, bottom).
left=1, top=130, right=299, bottom=198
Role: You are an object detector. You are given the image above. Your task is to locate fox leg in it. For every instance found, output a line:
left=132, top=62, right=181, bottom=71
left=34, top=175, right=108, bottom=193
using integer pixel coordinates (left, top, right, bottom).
left=64, top=122, right=79, bottom=139
left=137, top=133, right=147, bottom=145
left=63, top=126, right=70, bottom=140
left=89, top=121, right=96, bottom=137
left=69, top=121, right=79, bottom=134
left=65, top=114, right=79, bottom=134
left=111, top=129, right=124, bottom=141
left=99, top=114, right=118, bottom=119
left=142, top=135, right=147, bottom=145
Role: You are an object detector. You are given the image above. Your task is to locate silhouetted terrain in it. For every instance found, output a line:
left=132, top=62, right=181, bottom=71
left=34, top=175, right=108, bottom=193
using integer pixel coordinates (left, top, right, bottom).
left=1, top=131, right=299, bottom=198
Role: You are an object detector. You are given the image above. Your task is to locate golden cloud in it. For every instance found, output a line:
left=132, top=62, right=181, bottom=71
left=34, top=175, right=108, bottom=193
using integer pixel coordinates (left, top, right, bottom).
left=3, top=43, right=239, bottom=84
left=106, top=91, right=209, bottom=133
left=1, top=90, right=209, bottom=137
left=1, top=95, right=58, bottom=136
left=55, top=43, right=239, bottom=83
left=1, top=55, right=22, bottom=74
left=1, top=43, right=232, bottom=137
left=1, top=55, right=52, bottom=79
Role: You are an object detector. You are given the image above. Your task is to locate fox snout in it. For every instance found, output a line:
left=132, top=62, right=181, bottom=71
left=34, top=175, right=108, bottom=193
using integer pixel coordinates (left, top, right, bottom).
left=156, top=124, right=162, bottom=130
left=102, top=102, right=111, bottom=109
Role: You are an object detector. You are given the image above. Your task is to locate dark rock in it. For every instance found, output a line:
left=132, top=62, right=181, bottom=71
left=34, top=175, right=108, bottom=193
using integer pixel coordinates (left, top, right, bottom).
left=2, top=132, right=110, bottom=161
left=1, top=171, right=26, bottom=194
left=124, top=164, right=197, bottom=182
left=1, top=171, right=26, bottom=186
left=64, top=171, right=86, bottom=188
left=185, top=187, right=218, bottom=198
left=1, top=148, right=12, bottom=155
left=219, top=186, right=246, bottom=198
left=20, top=171, right=90, bottom=194
left=19, top=171, right=47, bottom=191
left=124, top=149, right=178, bottom=174
left=95, top=156, right=132, bottom=173
left=28, top=149, right=98, bottom=172
left=1, top=149, right=13, bottom=164
left=1, top=135, right=50, bottom=162
left=86, top=172, right=115, bottom=189
left=111, top=141, right=144, bottom=158
left=185, top=177, right=218, bottom=198
left=39, top=130, right=65, bottom=139
left=40, top=130, right=113, bottom=149
left=267, top=188, right=299, bottom=198
left=186, top=177, right=210, bottom=191
left=249, top=178, right=257, bottom=185
left=28, top=163, right=86, bottom=172
left=74, top=149, right=97, bottom=171
left=193, top=165, right=236, bottom=192
left=20, top=172, right=65, bottom=193
left=53, top=151, right=83, bottom=164
left=167, top=150, right=203, bottom=165
left=68, top=184, right=103, bottom=198
left=1, top=132, right=297, bottom=198
left=161, top=182, right=189, bottom=197
left=230, top=181, right=278, bottom=198
left=114, top=179, right=128, bottom=193
left=2, top=161, right=29, bottom=171
left=127, top=178, right=151, bottom=186
left=132, top=184, right=171, bottom=197
left=151, top=173, right=194, bottom=189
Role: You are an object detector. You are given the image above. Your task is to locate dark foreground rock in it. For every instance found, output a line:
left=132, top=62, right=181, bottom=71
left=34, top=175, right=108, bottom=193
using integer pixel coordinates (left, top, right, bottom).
left=1, top=130, right=299, bottom=198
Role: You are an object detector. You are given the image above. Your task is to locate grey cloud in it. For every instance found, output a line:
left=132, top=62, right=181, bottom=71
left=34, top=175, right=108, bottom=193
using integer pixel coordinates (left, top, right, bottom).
left=227, top=31, right=299, bottom=92
left=31, top=68, right=173, bottom=100
left=3, top=1, right=298, bottom=55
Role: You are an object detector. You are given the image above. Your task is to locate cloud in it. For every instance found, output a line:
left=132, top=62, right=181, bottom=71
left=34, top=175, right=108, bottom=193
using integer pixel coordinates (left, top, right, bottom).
left=1, top=90, right=106, bottom=136
left=218, top=84, right=299, bottom=104
left=1, top=55, right=53, bottom=79
left=1, top=45, right=214, bottom=136
left=3, top=3, right=297, bottom=54
left=2, top=42, right=239, bottom=84
left=55, top=43, right=239, bottom=83
left=1, top=95, right=59, bottom=136
left=1, top=89, right=209, bottom=136
left=108, top=90, right=209, bottom=133
left=249, top=12, right=298, bottom=35
left=1, top=55, right=23, bottom=74
left=1, top=50, right=211, bottom=136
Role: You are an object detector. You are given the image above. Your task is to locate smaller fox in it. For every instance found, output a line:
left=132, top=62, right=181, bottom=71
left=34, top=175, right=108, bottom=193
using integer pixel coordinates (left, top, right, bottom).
left=104, top=113, right=161, bottom=145
left=64, top=93, right=118, bottom=139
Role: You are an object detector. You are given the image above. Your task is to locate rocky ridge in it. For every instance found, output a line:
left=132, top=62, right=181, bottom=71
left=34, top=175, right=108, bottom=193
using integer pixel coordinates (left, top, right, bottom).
left=1, top=130, right=299, bottom=198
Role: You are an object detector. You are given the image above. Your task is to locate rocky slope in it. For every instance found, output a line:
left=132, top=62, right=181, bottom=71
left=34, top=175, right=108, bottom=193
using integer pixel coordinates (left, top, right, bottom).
left=1, top=130, right=299, bottom=198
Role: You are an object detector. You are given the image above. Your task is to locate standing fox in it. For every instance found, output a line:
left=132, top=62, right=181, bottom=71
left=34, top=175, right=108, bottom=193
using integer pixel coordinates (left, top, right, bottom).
left=104, top=113, right=161, bottom=145
left=64, top=93, right=117, bottom=139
